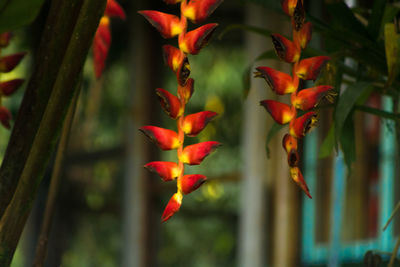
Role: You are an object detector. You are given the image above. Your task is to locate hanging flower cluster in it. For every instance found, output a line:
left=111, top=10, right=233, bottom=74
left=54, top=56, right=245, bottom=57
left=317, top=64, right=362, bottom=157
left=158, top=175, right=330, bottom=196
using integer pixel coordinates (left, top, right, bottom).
left=93, top=0, right=126, bottom=79
left=254, top=0, right=334, bottom=198
left=0, top=32, right=25, bottom=129
left=139, top=0, right=223, bottom=222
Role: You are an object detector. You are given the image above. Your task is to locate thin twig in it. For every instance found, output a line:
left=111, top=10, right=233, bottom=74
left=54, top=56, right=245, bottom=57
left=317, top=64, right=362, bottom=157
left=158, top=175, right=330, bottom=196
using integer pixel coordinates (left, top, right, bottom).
left=383, top=201, right=400, bottom=231
left=32, top=80, right=81, bottom=267
left=388, top=235, right=400, bottom=267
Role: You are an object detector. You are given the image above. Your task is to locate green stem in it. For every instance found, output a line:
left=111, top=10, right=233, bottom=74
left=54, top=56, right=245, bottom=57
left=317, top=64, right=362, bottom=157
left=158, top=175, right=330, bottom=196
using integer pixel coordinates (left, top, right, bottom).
left=0, top=0, right=82, bottom=219
left=0, top=0, right=106, bottom=265
left=32, top=80, right=81, bottom=267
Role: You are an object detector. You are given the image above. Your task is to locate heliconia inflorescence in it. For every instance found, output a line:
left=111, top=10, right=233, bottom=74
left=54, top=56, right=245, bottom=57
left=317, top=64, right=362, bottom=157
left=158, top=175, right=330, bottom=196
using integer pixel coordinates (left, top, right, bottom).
left=254, top=0, right=335, bottom=198
left=93, top=0, right=126, bottom=79
left=139, top=0, right=223, bottom=222
left=0, top=32, right=25, bottom=129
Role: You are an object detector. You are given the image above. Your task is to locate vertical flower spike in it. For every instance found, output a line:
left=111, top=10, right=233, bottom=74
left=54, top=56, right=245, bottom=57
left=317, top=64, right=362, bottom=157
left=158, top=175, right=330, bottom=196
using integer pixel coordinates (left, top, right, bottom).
left=255, top=0, right=334, bottom=197
left=140, top=0, right=222, bottom=221
left=181, top=0, right=223, bottom=23
left=93, top=0, right=125, bottom=79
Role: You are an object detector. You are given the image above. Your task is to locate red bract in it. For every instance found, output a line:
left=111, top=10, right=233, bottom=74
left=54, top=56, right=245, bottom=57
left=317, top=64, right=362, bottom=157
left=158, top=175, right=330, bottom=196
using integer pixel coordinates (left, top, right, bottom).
left=256, top=0, right=334, bottom=198
left=255, top=67, right=296, bottom=95
left=139, top=11, right=185, bottom=39
left=0, top=106, right=11, bottom=129
left=289, top=111, right=317, bottom=139
left=181, top=0, right=223, bottom=23
left=180, top=141, right=221, bottom=165
left=105, top=0, right=126, bottom=19
left=156, top=88, right=183, bottom=119
left=296, top=56, right=330, bottom=81
left=293, top=21, right=312, bottom=49
left=178, top=78, right=194, bottom=103
left=140, top=0, right=221, bottom=221
left=260, top=100, right=295, bottom=125
left=182, top=111, right=218, bottom=136
left=0, top=32, right=11, bottom=48
left=179, top=23, right=218, bottom=55
left=139, top=126, right=181, bottom=150
left=162, top=193, right=182, bottom=222
left=93, top=0, right=125, bottom=79
left=93, top=17, right=111, bottom=78
left=180, top=174, right=207, bottom=194
left=290, top=167, right=312, bottom=199
left=144, top=161, right=180, bottom=182
left=0, top=52, right=26, bottom=73
left=292, top=85, right=334, bottom=110
left=0, top=79, right=24, bottom=96
left=271, top=34, right=300, bottom=63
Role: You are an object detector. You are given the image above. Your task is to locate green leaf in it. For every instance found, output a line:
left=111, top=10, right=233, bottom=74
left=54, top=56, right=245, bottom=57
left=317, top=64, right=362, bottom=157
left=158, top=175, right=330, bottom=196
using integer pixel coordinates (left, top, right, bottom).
left=384, top=23, right=400, bottom=87
left=367, top=0, right=387, bottom=40
left=334, top=82, right=372, bottom=148
left=265, top=122, right=285, bottom=158
left=340, top=115, right=356, bottom=175
left=219, top=24, right=273, bottom=40
left=319, top=124, right=335, bottom=158
left=0, top=0, right=45, bottom=33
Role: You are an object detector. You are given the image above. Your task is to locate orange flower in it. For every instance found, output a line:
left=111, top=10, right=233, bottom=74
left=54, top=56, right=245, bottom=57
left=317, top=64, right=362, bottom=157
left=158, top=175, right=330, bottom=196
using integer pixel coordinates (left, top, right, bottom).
left=156, top=88, right=183, bottom=119
left=271, top=34, right=300, bottom=63
left=0, top=52, right=26, bottom=73
left=139, top=10, right=185, bottom=39
left=180, top=174, right=207, bottom=194
left=292, top=85, right=334, bottom=110
left=290, top=167, right=312, bottom=199
left=162, top=193, right=182, bottom=222
left=0, top=79, right=24, bottom=96
left=105, top=0, right=126, bottom=19
left=289, top=112, right=318, bottom=139
left=296, top=56, right=330, bottom=81
left=179, top=23, right=218, bottom=55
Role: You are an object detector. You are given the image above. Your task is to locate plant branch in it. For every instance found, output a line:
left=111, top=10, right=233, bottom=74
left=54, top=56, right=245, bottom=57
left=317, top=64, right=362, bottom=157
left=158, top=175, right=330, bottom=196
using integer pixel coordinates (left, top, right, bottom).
left=388, top=235, right=400, bottom=267
left=0, top=0, right=106, bottom=265
left=0, top=0, right=82, bottom=219
left=382, top=201, right=400, bottom=231
left=32, top=80, right=81, bottom=267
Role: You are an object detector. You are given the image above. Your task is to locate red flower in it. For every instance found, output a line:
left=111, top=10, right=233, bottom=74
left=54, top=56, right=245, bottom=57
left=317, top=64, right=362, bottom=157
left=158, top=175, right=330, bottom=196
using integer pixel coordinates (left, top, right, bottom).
left=105, top=0, right=126, bottom=19
left=139, top=126, right=181, bottom=150
left=179, top=23, right=218, bottom=55
left=144, top=161, right=180, bottom=181
left=93, top=17, right=111, bottom=78
left=180, top=141, right=221, bottom=165
left=0, top=79, right=24, bottom=96
left=290, top=167, right=312, bottom=199
left=0, top=52, right=26, bottom=73
left=156, top=88, right=183, bottom=119
left=292, top=85, right=334, bottom=110
left=289, top=111, right=317, bottom=139
left=296, top=56, right=330, bottom=81
left=139, top=10, right=185, bottom=39
left=271, top=34, right=300, bottom=63
left=260, top=100, right=295, bottom=124
left=0, top=106, right=11, bottom=129
left=178, top=78, right=194, bottom=103
left=180, top=174, right=207, bottom=194
left=182, top=111, right=218, bottom=137
left=162, top=193, right=182, bottom=222
left=0, top=32, right=11, bottom=48
left=181, top=0, right=223, bottom=23
left=293, top=21, right=312, bottom=49
left=255, top=67, right=296, bottom=94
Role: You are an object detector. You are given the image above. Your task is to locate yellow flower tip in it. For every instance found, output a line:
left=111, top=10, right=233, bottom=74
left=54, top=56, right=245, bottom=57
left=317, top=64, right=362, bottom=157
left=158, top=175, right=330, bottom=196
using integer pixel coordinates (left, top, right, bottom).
left=179, top=153, right=189, bottom=164
left=183, top=7, right=195, bottom=21
left=182, top=121, right=192, bottom=135
left=179, top=41, right=189, bottom=54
